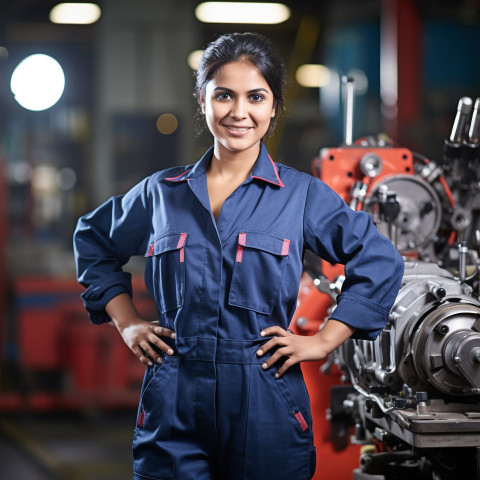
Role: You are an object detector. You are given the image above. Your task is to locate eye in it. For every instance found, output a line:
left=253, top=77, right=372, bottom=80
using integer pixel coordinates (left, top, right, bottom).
left=250, top=93, right=265, bottom=102
left=215, top=92, right=232, bottom=101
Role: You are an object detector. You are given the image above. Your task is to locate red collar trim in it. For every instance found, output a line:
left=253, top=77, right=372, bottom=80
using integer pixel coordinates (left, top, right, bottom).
left=251, top=155, right=284, bottom=187
left=165, top=168, right=192, bottom=182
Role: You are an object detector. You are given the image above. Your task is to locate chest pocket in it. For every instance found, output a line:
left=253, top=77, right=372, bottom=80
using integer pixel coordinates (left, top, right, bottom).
left=229, top=231, right=290, bottom=315
left=146, top=232, right=187, bottom=314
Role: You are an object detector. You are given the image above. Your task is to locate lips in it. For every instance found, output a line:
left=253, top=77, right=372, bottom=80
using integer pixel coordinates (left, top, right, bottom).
left=224, top=125, right=251, bottom=133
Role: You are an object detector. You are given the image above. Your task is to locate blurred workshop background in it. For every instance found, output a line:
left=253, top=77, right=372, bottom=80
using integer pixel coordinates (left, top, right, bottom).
left=0, top=1, right=479, bottom=479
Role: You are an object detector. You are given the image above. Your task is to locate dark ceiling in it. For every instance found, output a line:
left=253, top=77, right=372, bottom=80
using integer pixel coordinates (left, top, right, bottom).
left=1, top=0, right=479, bottom=28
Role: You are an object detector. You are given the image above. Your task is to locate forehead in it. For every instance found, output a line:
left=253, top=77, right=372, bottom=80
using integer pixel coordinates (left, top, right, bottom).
left=207, top=61, right=270, bottom=90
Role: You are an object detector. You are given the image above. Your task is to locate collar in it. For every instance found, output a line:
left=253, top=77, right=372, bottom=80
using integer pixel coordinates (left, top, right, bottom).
left=165, top=143, right=284, bottom=187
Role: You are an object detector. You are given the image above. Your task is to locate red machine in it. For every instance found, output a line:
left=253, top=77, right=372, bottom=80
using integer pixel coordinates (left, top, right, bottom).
left=291, top=142, right=417, bottom=479
left=289, top=79, right=465, bottom=479
left=289, top=76, right=423, bottom=479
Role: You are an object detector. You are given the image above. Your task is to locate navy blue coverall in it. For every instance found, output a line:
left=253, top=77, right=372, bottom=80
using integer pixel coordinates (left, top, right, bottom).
left=74, top=143, right=404, bottom=480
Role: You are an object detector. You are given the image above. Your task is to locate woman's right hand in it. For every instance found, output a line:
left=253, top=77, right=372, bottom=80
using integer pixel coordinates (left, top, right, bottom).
left=105, top=293, right=176, bottom=366
left=117, top=318, right=176, bottom=366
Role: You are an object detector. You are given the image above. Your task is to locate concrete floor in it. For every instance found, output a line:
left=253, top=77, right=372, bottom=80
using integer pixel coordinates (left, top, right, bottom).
left=0, top=410, right=137, bottom=480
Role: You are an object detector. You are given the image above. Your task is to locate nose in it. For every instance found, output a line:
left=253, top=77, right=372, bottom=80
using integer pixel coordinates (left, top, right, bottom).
left=230, top=98, right=247, bottom=119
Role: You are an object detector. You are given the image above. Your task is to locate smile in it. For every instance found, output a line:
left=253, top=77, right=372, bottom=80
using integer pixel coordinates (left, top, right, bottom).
left=225, top=126, right=251, bottom=133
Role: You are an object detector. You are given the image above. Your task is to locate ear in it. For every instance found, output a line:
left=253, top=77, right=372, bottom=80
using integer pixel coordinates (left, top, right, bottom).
left=271, top=106, right=276, bottom=118
left=200, top=92, right=206, bottom=115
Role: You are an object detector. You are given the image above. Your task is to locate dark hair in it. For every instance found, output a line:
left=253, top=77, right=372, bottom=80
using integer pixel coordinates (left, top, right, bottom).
left=195, top=32, right=286, bottom=137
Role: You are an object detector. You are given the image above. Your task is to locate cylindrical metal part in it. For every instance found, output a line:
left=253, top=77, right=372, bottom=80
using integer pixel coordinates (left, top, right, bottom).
left=450, top=97, right=473, bottom=143
left=360, top=152, right=383, bottom=178
left=349, top=181, right=366, bottom=210
left=458, top=241, right=468, bottom=283
left=427, top=281, right=447, bottom=300
left=342, top=75, right=355, bottom=146
left=468, top=97, right=480, bottom=143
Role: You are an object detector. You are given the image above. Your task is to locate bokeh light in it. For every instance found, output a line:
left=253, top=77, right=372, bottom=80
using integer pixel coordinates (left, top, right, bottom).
left=10, top=54, right=65, bottom=111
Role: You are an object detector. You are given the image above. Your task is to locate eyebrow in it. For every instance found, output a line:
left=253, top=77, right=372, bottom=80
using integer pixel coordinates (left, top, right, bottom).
left=213, top=87, right=270, bottom=94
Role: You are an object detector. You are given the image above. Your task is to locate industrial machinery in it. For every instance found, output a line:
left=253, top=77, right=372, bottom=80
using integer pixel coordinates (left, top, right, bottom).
left=293, top=77, right=480, bottom=479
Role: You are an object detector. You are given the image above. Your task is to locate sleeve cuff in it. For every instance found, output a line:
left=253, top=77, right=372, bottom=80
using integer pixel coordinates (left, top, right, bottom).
left=81, top=272, right=133, bottom=324
left=329, top=292, right=390, bottom=340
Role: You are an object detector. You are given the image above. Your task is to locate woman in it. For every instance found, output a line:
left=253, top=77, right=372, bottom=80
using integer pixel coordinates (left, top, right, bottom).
left=74, top=32, right=404, bottom=480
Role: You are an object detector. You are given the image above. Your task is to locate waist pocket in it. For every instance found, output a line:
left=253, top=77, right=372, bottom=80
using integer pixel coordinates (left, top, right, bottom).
left=133, top=355, right=180, bottom=479
left=269, top=363, right=313, bottom=436
left=145, top=232, right=187, bottom=314
left=229, top=231, right=289, bottom=315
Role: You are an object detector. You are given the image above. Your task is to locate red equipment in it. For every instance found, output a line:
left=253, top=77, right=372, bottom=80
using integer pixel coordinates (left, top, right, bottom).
left=291, top=129, right=418, bottom=479
left=0, top=276, right=153, bottom=412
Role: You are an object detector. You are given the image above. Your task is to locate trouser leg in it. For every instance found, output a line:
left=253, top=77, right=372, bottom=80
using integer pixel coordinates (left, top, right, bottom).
left=216, top=362, right=316, bottom=480
left=133, top=356, right=218, bottom=480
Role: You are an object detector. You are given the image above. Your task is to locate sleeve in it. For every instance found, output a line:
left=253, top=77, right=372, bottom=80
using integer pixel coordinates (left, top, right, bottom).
left=303, top=177, right=404, bottom=340
left=73, top=177, right=152, bottom=324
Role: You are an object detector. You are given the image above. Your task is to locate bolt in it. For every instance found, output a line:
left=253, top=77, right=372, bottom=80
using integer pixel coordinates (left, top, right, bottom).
left=435, top=324, right=449, bottom=335
left=473, top=353, right=480, bottom=364
left=296, top=317, right=308, bottom=328
left=454, top=356, right=462, bottom=364
left=416, top=391, right=429, bottom=403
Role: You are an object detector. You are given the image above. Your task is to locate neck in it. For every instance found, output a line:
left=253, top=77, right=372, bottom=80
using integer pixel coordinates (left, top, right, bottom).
left=209, top=142, right=260, bottom=179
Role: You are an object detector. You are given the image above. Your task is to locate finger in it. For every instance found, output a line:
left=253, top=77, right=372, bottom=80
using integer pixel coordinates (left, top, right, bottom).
left=153, top=326, right=176, bottom=339
left=139, top=340, right=168, bottom=365
left=147, top=333, right=175, bottom=356
left=260, top=326, right=288, bottom=338
left=261, top=347, right=292, bottom=370
left=256, top=336, right=280, bottom=356
left=257, top=335, right=290, bottom=357
left=256, top=340, right=271, bottom=357
left=132, top=345, right=154, bottom=366
left=274, top=356, right=298, bottom=378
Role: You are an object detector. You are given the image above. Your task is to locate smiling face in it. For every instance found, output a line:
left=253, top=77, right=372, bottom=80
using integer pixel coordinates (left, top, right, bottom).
left=201, top=61, right=276, bottom=159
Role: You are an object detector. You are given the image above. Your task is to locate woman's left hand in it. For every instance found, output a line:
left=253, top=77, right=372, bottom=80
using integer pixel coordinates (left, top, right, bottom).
left=256, top=326, right=329, bottom=378
left=257, top=320, right=356, bottom=378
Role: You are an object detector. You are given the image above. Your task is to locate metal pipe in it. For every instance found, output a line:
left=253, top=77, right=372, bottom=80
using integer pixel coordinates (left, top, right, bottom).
left=342, top=75, right=355, bottom=146
left=468, top=98, right=480, bottom=144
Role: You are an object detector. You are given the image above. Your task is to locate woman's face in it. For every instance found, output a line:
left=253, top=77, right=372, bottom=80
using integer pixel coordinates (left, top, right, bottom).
left=201, top=61, right=275, bottom=157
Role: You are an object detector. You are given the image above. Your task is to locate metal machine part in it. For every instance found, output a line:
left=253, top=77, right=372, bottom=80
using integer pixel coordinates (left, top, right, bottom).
left=342, top=75, right=355, bottom=146
left=450, top=96, right=473, bottom=144
left=301, top=94, right=480, bottom=479
left=469, top=98, right=480, bottom=143
left=305, top=94, right=480, bottom=479
left=363, top=175, right=442, bottom=252
left=360, top=152, right=383, bottom=178
left=336, top=261, right=480, bottom=401
left=334, top=261, right=480, bottom=478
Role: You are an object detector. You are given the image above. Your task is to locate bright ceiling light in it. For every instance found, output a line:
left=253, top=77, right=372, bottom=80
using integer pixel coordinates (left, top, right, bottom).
left=50, top=3, right=101, bottom=25
left=296, top=64, right=331, bottom=88
left=195, top=2, right=290, bottom=24
left=11, top=54, right=65, bottom=111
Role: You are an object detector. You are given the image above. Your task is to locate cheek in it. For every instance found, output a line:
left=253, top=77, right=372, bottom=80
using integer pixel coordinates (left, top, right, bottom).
left=205, top=103, right=228, bottom=124
left=203, top=109, right=219, bottom=135
left=204, top=106, right=216, bottom=125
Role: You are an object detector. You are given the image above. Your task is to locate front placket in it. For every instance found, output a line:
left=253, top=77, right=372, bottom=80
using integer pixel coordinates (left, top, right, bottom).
left=184, top=174, right=223, bottom=449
